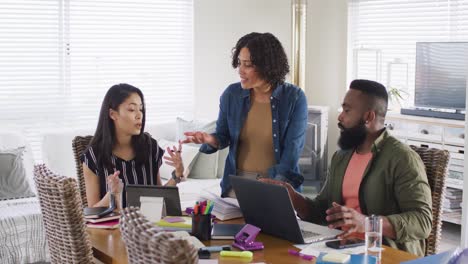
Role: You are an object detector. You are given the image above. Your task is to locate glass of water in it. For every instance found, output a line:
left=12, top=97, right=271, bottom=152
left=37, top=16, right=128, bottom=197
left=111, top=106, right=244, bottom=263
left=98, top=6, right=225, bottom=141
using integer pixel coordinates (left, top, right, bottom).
left=365, top=215, right=383, bottom=262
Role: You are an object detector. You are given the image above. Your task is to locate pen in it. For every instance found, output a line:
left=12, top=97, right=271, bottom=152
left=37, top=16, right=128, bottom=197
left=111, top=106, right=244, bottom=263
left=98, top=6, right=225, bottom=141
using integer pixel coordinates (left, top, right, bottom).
left=200, top=245, right=231, bottom=252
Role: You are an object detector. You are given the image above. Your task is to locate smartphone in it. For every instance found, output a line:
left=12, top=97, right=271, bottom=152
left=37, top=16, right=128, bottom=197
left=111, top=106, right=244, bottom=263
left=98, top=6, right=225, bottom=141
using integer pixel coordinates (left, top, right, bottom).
left=325, top=238, right=365, bottom=249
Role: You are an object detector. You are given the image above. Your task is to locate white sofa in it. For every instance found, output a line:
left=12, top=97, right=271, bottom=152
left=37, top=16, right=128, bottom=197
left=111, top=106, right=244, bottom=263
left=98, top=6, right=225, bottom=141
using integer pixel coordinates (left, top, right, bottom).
left=1, top=120, right=226, bottom=264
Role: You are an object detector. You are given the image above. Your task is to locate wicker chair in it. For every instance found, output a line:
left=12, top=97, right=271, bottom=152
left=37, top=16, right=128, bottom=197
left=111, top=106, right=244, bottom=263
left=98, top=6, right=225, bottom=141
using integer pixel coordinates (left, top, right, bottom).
left=33, top=164, right=94, bottom=264
left=410, top=145, right=450, bottom=256
left=72, top=135, right=93, bottom=207
left=120, top=207, right=198, bottom=264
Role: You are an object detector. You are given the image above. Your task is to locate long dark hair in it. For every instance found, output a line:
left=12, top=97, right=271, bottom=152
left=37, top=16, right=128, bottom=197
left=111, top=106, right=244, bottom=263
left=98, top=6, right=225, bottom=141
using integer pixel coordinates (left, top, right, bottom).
left=89, top=83, right=151, bottom=171
left=231, top=32, right=289, bottom=87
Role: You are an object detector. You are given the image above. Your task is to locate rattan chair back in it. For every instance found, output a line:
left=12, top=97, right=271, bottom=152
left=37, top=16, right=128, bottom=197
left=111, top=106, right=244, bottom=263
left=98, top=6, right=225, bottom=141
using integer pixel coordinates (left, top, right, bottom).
left=120, top=207, right=198, bottom=264
left=72, top=135, right=93, bottom=207
left=34, top=164, right=93, bottom=263
left=410, top=145, right=450, bottom=256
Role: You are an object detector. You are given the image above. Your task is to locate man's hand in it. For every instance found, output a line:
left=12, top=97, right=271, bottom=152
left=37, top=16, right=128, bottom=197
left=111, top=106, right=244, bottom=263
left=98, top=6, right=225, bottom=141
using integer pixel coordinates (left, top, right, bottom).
left=326, top=202, right=366, bottom=238
left=258, top=178, right=295, bottom=198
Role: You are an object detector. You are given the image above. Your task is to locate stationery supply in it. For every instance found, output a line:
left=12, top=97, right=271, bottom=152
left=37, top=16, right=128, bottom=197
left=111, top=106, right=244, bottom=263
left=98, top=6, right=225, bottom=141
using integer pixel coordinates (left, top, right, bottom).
left=198, top=184, right=242, bottom=220
left=232, top=224, right=264, bottom=251
left=315, top=253, right=377, bottom=264
left=193, top=200, right=214, bottom=215
left=85, top=211, right=120, bottom=223
left=198, top=249, right=211, bottom=259
left=288, top=249, right=314, bottom=261
left=87, top=219, right=119, bottom=229
left=140, top=196, right=165, bottom=222
left=220, top=250, right=253, bottom=260
left=211, top=223, right=244, bottom=239
left=164, top=217, right=185, bottom=223
left=200, top=245, right=231, bottom=252
left=190, top=200, right=214, bottom=240
left=230, top=175, right=341, bottom=244
left=191, top=213, right=212, bottom=241
left=156, top=216, right=192, bottom=231
left=83, top=206, right=115, bottom=219
left=321, top=252, right=350, bottom=263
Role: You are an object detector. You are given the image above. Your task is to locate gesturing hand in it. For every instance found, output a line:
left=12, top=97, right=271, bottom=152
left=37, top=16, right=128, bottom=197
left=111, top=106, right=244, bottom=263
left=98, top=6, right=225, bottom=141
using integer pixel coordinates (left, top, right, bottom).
left=107, top=170, right=121, bottom=194
left=163, top=141, right=184, bottom=177
left=181, top=131, right=216, bottom=146
left=326, top=202, right=366, bottom=238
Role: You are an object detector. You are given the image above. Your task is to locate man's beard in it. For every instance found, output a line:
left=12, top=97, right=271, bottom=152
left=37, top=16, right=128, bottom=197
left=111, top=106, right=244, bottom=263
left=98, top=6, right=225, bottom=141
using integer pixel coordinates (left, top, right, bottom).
left=338, top=120, right=367, bottom=150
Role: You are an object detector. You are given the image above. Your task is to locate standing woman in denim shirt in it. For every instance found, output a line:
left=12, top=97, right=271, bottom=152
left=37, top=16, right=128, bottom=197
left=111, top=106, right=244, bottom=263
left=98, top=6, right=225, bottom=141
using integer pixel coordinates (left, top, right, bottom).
left=183, top=32, right=308, bottom=197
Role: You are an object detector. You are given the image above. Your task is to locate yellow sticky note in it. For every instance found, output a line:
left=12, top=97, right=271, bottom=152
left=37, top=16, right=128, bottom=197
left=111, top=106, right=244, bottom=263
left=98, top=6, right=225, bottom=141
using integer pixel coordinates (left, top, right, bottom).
left=322, top=252, right=350, bottom=263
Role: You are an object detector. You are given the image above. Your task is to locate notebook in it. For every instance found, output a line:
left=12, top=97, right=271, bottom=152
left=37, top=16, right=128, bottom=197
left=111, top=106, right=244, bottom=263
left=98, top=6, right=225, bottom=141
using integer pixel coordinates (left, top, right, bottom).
left=211, top=223, right=244, bottom=239
left=230, top=175, right=341, bottom=244
left=87, top=219, right=119, bottom=229
left=85, top=212, right=120, bottom=223
left=83, top=206, right=114, bottom=219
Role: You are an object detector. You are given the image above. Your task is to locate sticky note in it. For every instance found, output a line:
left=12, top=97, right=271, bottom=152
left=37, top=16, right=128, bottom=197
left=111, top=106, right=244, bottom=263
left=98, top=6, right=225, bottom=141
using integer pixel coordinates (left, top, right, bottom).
left=164, top=217, right=185, bottom=223
left=322, top=252, right=350, bottom=263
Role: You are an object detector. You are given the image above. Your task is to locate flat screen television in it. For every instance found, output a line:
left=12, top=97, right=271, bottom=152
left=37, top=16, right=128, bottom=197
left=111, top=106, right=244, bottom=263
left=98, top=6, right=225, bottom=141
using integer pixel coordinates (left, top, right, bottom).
left=414, top=42, right=468, bottom=111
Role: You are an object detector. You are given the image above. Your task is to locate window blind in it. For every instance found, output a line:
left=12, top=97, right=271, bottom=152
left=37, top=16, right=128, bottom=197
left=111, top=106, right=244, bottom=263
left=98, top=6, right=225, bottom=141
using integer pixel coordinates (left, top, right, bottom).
left=0, top=0, right=194, bottom=161
left=348, top=0, right=468, bottom=107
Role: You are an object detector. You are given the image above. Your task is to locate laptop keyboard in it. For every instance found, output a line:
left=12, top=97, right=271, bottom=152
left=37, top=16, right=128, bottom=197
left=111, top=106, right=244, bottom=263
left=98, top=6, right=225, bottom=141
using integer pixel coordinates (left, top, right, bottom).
left=301, top=229, right=320, bottom=239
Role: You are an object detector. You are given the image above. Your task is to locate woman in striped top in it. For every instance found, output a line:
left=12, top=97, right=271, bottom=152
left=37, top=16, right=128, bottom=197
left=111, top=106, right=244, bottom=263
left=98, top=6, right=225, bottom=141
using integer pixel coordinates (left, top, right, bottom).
left=81, top=83, right=184, bottom=208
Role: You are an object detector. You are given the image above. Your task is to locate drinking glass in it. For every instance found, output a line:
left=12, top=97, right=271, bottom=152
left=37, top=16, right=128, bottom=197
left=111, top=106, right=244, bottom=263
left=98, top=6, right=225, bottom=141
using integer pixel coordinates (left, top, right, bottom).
left=365, top=215, right=383, bottom=263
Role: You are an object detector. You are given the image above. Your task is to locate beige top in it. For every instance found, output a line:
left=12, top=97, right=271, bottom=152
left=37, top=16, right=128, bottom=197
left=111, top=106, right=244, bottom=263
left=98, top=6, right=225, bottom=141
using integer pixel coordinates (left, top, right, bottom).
left=236, top=99, right=276, bottom=177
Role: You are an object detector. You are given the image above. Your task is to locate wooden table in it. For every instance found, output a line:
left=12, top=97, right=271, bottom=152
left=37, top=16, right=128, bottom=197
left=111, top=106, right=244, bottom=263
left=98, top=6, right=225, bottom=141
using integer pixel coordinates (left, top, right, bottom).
left=88, top=220, right=419, bottom=264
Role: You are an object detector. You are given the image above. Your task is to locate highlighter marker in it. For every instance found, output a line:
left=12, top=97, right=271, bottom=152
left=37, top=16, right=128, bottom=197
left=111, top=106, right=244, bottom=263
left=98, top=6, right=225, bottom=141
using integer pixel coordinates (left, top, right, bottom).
left=220, top=250, right=253, bottom=259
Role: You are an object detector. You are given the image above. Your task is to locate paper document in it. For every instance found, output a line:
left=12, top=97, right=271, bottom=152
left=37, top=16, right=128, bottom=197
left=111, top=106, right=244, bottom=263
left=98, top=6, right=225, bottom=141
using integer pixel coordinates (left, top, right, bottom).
left=300, top=240, right=366, bottom=257
left=140, top=196, right=165, bottom=222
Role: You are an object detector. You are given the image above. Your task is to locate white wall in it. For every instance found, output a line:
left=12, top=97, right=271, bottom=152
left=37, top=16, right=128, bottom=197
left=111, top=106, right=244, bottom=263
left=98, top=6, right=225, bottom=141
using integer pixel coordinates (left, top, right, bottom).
left=305, top=0, right=348, bottom=157
left=194, top=0, right=292, bottom=119
left=194, top=0, right=348, bottom=157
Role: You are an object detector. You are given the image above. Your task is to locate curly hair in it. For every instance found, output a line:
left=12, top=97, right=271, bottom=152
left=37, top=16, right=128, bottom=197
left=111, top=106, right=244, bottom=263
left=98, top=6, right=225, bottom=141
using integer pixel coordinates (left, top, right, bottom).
left=231, top=32, right=289, bottom=87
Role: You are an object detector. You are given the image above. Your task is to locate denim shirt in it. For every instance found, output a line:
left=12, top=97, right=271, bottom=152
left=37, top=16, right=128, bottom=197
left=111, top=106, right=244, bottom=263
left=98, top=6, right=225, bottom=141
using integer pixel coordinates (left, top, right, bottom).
left=200, top=82, right=308, bottom=197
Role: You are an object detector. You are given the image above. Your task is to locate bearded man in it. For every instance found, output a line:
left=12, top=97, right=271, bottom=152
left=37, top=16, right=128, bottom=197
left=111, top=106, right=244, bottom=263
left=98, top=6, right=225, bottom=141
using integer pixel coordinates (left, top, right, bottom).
left=262, top=79, right=432, bottom=256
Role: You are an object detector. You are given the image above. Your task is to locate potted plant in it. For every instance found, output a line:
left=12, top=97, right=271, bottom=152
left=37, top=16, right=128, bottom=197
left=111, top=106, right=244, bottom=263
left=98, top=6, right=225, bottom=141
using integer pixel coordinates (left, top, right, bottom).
left=387, top=86, right=408, bottom=109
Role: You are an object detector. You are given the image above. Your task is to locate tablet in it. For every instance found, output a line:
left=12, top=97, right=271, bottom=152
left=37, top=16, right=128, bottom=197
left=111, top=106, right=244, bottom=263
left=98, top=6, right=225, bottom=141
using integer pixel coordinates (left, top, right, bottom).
left=126, top=185, right=182, bottom=216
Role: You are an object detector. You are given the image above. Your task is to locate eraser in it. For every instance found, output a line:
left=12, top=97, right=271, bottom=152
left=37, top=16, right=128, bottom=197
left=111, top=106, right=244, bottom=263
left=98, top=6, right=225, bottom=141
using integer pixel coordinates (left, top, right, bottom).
left=322, top=252, right=350, bottom=263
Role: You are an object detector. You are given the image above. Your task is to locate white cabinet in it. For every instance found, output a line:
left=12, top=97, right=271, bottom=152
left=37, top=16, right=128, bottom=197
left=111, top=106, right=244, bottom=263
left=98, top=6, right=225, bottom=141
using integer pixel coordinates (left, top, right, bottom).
left=386, top=112, right=465, bottom=224
left=300, top=106, right=329, bottom=188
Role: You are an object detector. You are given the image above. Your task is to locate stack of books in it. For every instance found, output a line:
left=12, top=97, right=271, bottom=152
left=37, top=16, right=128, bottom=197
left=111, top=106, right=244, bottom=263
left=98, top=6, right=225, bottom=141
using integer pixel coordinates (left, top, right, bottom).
left=84, top=207, right=120, bottom=229
left=442, top=188, right=463, bottom=224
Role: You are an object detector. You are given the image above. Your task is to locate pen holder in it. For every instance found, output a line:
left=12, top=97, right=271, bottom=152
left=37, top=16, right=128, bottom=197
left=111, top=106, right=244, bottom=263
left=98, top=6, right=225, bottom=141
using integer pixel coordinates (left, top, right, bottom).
left=191, top=213, right=212, bottom=241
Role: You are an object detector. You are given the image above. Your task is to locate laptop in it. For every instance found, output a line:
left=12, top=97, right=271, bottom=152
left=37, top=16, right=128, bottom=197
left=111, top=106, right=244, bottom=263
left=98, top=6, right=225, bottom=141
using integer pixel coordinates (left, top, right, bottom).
left=229, top=175, right=341, bottom=244
left=126, top=185, right=182, bottom=216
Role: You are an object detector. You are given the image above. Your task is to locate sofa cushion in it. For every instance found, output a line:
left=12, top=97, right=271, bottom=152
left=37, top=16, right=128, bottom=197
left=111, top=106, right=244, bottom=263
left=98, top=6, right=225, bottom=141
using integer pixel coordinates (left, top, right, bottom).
left=175, top=117, right=216, bottom=144
left=175, top=118, right=221, bottom=179
left=0, top=131, right=35, bottom=194
left=157, top=139, right=200, bottom=180
left=0, top=147, right=35, bottom=200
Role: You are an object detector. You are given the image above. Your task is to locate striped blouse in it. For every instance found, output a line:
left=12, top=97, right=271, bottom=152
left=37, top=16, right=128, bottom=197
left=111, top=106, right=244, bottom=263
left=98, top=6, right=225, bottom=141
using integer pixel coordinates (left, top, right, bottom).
left=80, top=137, right=164, bottom=207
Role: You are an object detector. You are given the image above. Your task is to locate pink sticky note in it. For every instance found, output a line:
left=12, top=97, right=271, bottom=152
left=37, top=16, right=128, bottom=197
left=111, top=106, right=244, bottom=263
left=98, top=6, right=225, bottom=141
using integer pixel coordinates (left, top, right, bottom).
left=164, top=217, right=185, bottom=223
